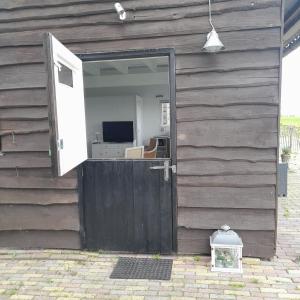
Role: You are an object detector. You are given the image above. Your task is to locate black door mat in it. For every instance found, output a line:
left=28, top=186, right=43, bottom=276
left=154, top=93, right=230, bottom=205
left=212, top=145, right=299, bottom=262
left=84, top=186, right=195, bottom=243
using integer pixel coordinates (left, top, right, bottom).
left=110, top=257, right=173, bottom=280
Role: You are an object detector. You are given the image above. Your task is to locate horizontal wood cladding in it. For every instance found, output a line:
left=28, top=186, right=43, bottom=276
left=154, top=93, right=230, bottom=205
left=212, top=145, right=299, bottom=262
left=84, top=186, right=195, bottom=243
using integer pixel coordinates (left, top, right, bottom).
left=0, top=0, right=281, bottom=255
left=0, top=175, right=77, bottom=189
left=177, top=147, right=277, bottom=162
left=0, top=230, right=80, bottom=249
left=0, top=169, right=77, bottom=179
left=0, top=120, right=49, bottom=134
left=0, top=0, right=280, bottom=21
left=0, top=28, right=281, bottom=67
left=0, top=64, right=46, bottom=90
left=178, top=186, right=276, bottom=209
left=0, top=88, right=47, bottom=107
left=0, top=6, right=281, bottom=47
left=176, top=85, right=279, bottom=107
left=0, top=64, right=279, bottom=92
left=0, top=0, right=281, bottom=33
left=0, top=107, right=48, bottom=120
left=177, top=228, right=275, bottom=258
left=178, top=174, right=276, bottom=187
left=177, top=105, right=278, bottom=122
left=177, top=68, right=279, bottom=91
left=177, top=160, right=276, bottom=176
left=0, top=204, right=80, bottom=230
left=1, top=132, right=49, bottom=152
left=178, top=208, right=276, bottom=230
left=176, top=50, right=280, bottom=74
left=177, top=118, right=277, bottom=148
left=0, top=152, right=50, bottom=169
left=0, top=188, right=78, bottom=205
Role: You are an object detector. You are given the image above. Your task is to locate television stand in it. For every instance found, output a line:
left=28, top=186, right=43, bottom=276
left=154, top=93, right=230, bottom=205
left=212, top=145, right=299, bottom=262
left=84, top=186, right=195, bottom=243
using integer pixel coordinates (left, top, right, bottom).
left=91, top=143, right=133, bottom=159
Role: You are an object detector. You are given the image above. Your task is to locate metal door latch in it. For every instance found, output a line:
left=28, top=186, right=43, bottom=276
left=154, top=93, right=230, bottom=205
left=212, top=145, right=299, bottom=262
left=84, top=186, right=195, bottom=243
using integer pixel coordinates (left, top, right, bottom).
left=150, top=160, right=176, bottom=182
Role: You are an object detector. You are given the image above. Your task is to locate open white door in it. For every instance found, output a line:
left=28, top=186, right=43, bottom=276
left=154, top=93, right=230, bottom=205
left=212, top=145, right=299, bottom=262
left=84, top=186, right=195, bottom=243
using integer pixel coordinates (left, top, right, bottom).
left=45, top=33, right=87, bottom=176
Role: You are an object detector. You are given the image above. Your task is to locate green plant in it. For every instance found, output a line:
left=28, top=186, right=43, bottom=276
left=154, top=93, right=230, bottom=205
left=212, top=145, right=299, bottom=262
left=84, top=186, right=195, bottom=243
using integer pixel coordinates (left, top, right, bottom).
left=229, top=283, right=245, bottom=289
left=282, top=147, right=292, bottom=156
left=250, top=278, right=260, bottom=284
left=153, top=254, right=161, bottom=260
left=284, top=207, right=290, bottom=218
left=194, top=256, right=201, bottom=262
left=3, top=289, right=18, bottom=296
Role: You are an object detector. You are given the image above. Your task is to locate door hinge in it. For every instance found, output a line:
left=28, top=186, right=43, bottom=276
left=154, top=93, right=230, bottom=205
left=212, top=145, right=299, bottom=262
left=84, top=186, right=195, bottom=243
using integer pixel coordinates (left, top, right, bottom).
left=57, top=138, right=64, bottom=150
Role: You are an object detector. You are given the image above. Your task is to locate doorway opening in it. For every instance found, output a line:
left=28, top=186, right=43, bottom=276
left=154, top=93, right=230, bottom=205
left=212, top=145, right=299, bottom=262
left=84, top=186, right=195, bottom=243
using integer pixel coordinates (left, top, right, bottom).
left=78, top=50, right=177, bottom=253
left=82, top=56, right=171, bottom=160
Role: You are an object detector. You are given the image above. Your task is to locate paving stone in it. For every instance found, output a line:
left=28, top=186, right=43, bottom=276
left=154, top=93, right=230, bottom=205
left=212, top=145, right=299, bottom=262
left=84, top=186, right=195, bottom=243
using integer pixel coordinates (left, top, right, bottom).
left=0, top=171, right=299, bottom=299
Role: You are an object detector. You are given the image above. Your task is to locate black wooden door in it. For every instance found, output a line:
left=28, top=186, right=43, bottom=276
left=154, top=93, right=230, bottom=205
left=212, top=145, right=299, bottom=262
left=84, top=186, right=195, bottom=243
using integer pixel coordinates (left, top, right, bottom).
left=83, top=159, right=173, bottom=253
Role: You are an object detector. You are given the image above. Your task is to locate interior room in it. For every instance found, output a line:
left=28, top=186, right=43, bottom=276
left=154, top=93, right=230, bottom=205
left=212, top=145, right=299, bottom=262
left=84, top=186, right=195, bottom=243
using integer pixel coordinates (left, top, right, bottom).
left=83, top=56, right=170, bottom=159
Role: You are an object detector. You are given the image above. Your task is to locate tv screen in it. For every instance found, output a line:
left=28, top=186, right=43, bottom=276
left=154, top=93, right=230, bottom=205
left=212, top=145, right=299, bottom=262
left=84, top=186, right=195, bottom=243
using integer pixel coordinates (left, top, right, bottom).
left=102, top=121, right=134, bottom=143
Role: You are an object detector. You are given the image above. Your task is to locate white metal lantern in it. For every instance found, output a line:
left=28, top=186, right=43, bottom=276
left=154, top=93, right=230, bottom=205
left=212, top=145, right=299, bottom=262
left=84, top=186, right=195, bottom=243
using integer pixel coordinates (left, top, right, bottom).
left=210, top=225, right=243, bottom=273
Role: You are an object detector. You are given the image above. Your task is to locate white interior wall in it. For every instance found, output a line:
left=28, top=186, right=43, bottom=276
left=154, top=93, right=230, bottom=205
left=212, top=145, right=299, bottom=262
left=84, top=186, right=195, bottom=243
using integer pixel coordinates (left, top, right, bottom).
left=85, top=92, right=163, bottom=157
left=85, top=96, right=135, bottom=156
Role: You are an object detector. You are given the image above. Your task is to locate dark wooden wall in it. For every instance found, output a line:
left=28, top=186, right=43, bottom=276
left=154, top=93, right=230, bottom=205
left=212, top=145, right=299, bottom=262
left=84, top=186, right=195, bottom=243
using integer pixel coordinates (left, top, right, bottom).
left=0, top=0, right=282, bottom=257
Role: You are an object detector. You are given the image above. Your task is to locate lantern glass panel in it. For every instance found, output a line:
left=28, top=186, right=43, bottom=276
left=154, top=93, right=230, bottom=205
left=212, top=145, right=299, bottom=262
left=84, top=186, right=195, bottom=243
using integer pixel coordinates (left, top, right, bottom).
left=215, top=248, right=239, bottom=269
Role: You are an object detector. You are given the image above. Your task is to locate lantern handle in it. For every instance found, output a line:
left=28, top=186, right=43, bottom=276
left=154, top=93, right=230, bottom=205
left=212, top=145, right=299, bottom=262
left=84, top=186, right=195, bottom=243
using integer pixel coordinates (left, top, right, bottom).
left=221, top=224, right=230, bottom=231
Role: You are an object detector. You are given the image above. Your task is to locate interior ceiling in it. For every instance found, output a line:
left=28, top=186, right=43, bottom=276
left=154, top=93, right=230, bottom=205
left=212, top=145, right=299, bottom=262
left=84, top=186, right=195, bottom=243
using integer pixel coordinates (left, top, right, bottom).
left=284, top=0, right=300, bottom=55
left=83, top=56, right=168, bottom=76
left=83, top=56, right=170, bottom=99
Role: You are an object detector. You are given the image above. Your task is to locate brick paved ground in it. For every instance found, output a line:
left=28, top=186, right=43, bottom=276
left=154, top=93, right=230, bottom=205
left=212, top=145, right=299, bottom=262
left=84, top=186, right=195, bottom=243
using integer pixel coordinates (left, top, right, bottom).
left=1, top=171, right=300, bottom=299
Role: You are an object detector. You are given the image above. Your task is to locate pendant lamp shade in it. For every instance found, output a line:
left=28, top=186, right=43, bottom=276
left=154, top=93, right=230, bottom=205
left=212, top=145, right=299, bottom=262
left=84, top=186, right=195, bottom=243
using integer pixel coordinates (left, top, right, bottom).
left=202, top=29, right=225, bottom=53
left=202, top=0, right=225, bottom=53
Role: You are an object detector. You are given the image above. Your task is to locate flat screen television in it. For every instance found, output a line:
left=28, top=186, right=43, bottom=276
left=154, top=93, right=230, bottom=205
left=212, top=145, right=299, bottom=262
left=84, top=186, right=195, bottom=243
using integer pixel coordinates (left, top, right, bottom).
left=102, top=121, right=134, bottom=143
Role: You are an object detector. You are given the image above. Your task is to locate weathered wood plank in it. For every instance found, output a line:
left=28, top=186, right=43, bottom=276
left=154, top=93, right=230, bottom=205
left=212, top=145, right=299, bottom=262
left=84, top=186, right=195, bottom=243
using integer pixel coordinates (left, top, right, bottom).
left=0, top=188, right=78, bottom=205
left=0, top=230, right=80, bottom=249
left=177, top=68, right=279, bottom=91
left=1, top=132, right=49, bottom=152
left=176, top=50, right=280, bottom=74
left=0, top=152, right=51, bottom=168
left=0, top=0, right=281, bottom=32
left=177, top=160, right=276, bottom=176
left=177, top=228, right=275, bottom=258
left=0, top=175, right=77, bottom=189
left=177, top=147, right=277, bottom=162
left=0, top=120, right=49, bottom=133
left=0, top=0, right=104, bottom=10
left=0, top=7, right=281, bottom=47
left=176, top=85, right=279, bottom=107
left=0, top=168, right=77, bottom=178
left=0, top=88, right=47, bottom=107
left=0, top=28, right=281, bottom=67
left=178, top=174, right=276, bottom=187
left=178, top=186, right=276, bottom=209
left=0, top=64, right=46, bottom=90
left=178, top=208, right=276, bottom=230
left=0, top=107, right=48, bottom=120
left=0, top=204, right=80, bottom=230
left=177, top=105, right=278, bottom=122
left=177, top=118, right=277, bottom=148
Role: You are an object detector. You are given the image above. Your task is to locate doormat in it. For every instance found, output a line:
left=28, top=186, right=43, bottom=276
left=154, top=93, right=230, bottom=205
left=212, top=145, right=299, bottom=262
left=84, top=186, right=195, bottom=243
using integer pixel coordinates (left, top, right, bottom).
left=110, top=257, right=173, bottom=280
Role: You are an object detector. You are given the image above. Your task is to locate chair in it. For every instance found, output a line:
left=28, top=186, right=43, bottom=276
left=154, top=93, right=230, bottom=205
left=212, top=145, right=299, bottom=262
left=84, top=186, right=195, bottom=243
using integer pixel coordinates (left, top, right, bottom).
left=125, top=146, right=144, bottom=159
left=144, top=138, right=158, bottom=158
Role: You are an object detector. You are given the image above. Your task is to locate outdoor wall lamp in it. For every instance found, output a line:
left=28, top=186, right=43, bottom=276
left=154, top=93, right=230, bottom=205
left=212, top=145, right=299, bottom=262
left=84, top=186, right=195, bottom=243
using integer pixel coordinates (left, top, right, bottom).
left=202, top=0, right=225, bottom=53
left=114, top=3, right=127, bottom=21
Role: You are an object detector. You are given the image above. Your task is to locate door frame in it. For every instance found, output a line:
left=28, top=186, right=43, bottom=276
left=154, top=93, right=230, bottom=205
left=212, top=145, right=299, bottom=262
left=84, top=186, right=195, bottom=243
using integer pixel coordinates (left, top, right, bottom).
left=77, top=48, right=177, bottom=253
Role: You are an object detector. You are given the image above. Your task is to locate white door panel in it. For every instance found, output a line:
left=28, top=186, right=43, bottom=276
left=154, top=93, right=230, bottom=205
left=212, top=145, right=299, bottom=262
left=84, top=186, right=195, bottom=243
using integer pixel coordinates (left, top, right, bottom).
left=45, top=33, right=87, bottom=176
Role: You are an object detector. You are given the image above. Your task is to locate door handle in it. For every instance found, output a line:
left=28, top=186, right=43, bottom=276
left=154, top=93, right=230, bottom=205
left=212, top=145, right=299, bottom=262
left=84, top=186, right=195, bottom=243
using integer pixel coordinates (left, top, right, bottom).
left=150, top=160, right=176, bottom=182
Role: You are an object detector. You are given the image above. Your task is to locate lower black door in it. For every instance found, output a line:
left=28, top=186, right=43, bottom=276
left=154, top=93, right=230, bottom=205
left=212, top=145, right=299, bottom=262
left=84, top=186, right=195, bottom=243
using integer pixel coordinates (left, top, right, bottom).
left=83, top=159, right=173, bottom=253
